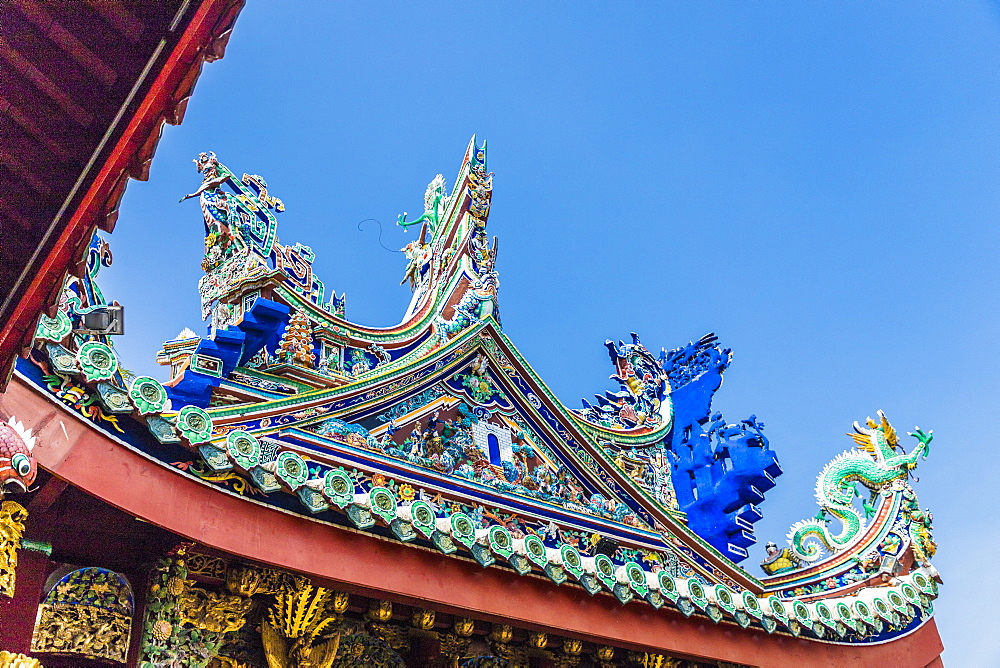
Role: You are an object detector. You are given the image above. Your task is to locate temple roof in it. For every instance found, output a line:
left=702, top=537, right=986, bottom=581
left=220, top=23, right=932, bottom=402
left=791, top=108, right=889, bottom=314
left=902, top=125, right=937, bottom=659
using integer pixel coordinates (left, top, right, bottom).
left=12, top=139, right=941, bottom=648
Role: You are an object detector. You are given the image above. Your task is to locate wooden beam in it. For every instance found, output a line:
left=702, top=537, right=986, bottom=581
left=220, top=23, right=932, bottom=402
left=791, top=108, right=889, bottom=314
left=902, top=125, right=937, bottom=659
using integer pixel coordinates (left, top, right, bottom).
left=0, top=93, right=73, bottom=161
left=12, top=0, right=118, bottom=88
left=0, top=147, right=52, bottom=196
left=85, top=0, right=144, bottom=44
left=27, top=476, right=68, bottom=516
left=0, top=34, right=92, bottom=126
left=0, top=189, right=32, bottom=232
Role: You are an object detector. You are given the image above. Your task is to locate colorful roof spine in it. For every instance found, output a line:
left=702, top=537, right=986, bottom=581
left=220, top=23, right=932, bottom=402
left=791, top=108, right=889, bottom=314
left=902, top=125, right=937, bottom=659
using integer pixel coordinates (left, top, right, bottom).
left=20, top=138, right=940, bottom=647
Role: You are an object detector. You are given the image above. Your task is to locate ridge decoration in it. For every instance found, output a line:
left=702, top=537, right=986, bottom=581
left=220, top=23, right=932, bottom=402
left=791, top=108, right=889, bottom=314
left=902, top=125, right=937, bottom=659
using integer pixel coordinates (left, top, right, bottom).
left=784, top=411, right=933, bottom=563
left=14, top=137, right=941, bottom=651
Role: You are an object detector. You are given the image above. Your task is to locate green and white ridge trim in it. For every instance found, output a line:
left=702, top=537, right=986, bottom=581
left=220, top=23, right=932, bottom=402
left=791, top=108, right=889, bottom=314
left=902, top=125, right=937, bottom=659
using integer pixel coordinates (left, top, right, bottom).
left=28, top=294, right=939, bottom=646
left=177, top=414, right=940, bottom=642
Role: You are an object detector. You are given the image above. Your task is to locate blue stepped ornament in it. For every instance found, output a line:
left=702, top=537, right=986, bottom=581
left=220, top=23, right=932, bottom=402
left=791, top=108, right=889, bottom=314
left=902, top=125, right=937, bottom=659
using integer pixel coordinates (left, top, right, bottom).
left=663, top=334, right=782, bottom=562
left=165, top=329, right=245, bottom=407
left=166, top=298, right=290, bottom=408
left=236, top=298, right=291, bottom=366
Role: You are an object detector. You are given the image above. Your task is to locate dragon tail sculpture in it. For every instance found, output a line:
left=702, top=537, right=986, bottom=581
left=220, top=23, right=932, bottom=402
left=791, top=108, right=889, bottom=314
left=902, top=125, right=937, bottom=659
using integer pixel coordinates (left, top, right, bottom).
left=788, top=411, right=932, bottom=563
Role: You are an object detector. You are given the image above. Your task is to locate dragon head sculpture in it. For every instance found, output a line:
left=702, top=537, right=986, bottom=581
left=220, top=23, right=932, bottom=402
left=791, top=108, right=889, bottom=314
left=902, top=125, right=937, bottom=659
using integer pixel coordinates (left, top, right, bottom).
left=0, top=416, right=37, bottom=496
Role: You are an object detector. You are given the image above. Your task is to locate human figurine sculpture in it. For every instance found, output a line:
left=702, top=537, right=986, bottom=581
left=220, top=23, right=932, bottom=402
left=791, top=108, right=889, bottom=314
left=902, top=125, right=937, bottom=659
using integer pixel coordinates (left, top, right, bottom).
left=407, top=426, right=424, bottom=458
left=760, top=541, right=800, bottom=576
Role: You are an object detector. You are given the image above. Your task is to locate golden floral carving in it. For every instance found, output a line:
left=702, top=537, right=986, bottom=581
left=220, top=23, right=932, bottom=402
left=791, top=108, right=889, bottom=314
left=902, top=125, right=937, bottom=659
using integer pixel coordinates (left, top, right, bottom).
left=562, top=638, right=583, bottom=655
left=490, top=623, right=513, bottom=644
left=0, top=651, right=42, bottom=668
left=366, top=623, right=410, bottom=652
left=178, top=586, right=252, bottom=634
left=151, top=618, right=172, bottom=641
left=627, top=653, right=680, bottom=668
left=439, top=633, right=471, bottom=667
left=220, top=563, right=307, bottom=597
left=330, top=591, right=349, bottom=614
left=185, top=553, right=229, bottom=580
left=411, top=608, right=435, bottom=630
left=31, top=603, right=130, bottom=663
left=453, top=617, right=475, bottom=637
left=167, top=576, right=187, bottom=596
left=553, top=637, right=584, bottom=668
left=226, top=565, right=265, bottom=597
left=31, top=567, right=133, bottom=663
left=209, top=657, right=252, bottom=668
left=0, top=501, right=27, bottom=598
left=528, top=632, right=547, bottom=649
left=262, top=584, right=343, bottom=668
left=490, top=623, right=528, bottom=667
left=366, top=600, right=392, bottom=622
left=260, top=568, right=309, bottom=595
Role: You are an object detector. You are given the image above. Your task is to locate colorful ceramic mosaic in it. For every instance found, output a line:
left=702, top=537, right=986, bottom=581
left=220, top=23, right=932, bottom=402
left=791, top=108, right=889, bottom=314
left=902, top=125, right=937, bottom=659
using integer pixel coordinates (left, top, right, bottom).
left=19, top=138, right=940, bottom=649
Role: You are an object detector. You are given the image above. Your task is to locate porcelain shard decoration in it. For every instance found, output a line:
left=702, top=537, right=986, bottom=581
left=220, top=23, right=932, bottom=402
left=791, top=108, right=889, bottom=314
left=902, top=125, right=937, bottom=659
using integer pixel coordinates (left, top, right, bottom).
left=785, top=412, right=932, bottom=564
left=13, top=138, right=941, bottom=651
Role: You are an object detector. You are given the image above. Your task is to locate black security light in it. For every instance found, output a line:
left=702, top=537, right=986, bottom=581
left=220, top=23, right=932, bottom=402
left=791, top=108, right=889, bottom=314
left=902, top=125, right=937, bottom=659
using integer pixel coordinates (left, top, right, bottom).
left=76, top=305, right=125, bottom=335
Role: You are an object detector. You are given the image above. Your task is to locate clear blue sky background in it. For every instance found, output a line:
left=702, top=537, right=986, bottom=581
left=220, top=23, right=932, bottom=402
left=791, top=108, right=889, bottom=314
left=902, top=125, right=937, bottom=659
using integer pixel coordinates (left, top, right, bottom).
left=101, top=3, right=998, bottom=664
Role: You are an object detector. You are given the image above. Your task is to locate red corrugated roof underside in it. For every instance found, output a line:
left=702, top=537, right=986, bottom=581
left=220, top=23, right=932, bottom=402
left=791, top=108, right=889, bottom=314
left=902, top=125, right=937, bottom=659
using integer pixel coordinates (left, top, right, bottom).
left=0, top=0, right=246, bottom=388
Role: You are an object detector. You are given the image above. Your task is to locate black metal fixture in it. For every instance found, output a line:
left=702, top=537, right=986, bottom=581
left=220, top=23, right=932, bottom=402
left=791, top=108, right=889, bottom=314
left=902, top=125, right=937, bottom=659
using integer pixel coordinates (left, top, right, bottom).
left=75, top=304, right=125, bottom=335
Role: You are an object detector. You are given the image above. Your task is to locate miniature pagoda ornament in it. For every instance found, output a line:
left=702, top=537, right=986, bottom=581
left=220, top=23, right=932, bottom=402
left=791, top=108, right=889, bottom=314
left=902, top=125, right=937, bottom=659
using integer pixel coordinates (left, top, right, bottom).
left=276, top=310, right=316, bottom=368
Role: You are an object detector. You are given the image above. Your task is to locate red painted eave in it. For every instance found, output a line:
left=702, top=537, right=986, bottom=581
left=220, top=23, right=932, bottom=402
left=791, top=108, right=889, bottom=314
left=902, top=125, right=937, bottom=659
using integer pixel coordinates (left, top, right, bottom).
left=0, top=0, right=246, bottom=390
left=0, top=373, right=945, bottom=668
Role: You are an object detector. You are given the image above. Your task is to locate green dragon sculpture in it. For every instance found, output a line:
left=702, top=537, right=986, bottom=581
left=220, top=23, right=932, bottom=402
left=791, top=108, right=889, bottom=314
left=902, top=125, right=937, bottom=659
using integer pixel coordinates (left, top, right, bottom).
left=396, top=174, right=447, bottom=233
left=787, top=411, right=932, bottom=563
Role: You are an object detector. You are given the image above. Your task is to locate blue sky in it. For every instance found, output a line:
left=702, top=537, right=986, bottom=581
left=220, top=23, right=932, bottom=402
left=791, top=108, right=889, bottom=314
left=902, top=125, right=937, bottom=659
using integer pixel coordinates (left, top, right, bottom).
left=102, top=3, right=999, bottom=663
